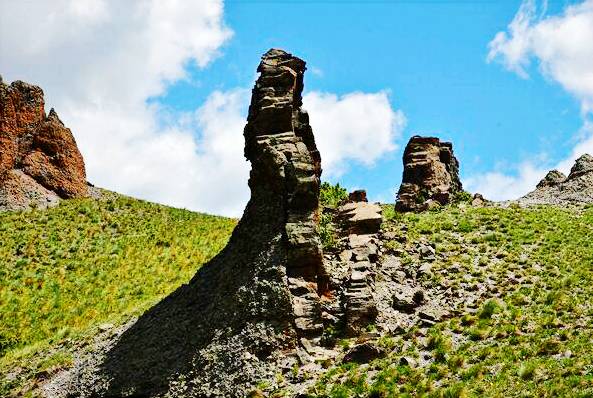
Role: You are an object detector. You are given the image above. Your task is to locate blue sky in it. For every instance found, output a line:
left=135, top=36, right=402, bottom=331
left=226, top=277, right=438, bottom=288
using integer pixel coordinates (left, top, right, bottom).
left=2, top=0, right=592, bottom=215
left=160, top=0, right=586, bottom=201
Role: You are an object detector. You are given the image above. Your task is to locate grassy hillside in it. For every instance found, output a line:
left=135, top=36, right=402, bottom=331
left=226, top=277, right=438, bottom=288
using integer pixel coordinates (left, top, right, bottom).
left=311, top=203, right=593, bottom=397
left=0, top=193, right=236, bottom=395
left=2, top=189, right=593, bottom=397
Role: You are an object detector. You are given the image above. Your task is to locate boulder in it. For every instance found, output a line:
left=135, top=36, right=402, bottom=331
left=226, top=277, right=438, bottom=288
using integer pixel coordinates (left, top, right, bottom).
left=338, top=201, right=383, bottom=234
left=342, top=343, right=386, bottom=364
left=0, top=79, right=87, bottom=210
left=471, top=193, right=487, bottom=207
left=348, top=189, right=368, bottom=202
left=395, top=136, right=462, bottom=212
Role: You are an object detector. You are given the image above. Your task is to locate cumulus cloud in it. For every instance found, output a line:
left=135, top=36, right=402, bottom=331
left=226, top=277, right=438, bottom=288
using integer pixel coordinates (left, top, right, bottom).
left=470, top=0, right=593, bottom=200
left=0, top=0, right=404, bottom=216
left=488, top=0, right=593, bottom=113
left=464, top=162, right=548, bottom=201
left=304, top=91, right=406, bottom=177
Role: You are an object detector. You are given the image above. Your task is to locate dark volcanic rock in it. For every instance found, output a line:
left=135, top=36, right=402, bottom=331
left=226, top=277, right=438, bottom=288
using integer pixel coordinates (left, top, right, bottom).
left=395, top=136, right=462, bottom=212
left=66, top=49, right=327, bottom=398
left=0, top=78, right=87, bottom=210
left=520, top=154, right=593, bottom=205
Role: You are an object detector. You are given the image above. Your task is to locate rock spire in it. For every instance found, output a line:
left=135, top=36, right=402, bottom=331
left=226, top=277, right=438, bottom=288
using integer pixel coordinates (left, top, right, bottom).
left=68, top=49, right=327, bottom=398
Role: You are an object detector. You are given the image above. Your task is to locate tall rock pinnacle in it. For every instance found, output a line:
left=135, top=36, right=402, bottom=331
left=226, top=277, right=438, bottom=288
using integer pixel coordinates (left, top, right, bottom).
left=244, top=48, right=326, bottom=293
left=70, top=49, right=327, bottom=398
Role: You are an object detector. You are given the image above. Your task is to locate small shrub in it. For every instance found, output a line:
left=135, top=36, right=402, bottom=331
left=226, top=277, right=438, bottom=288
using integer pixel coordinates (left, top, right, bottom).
left=478, top=299, right=500, bottom=320
left=518, top=361, right=537, bottom=380
left=453, top=191, right=473, bottom=204
left=320, top=182, right=348, bottom=209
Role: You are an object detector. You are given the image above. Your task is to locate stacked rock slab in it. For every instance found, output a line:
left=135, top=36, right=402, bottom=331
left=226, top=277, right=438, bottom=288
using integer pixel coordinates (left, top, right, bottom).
left=68, top=49, right=326, bottom=398
left=520, top=154, right=593, bottom=205
left=336, top=192, right=382, bottom=335
left=0, top=77, right=88, bottom=210
left=395, top=136, right=462, bottom=212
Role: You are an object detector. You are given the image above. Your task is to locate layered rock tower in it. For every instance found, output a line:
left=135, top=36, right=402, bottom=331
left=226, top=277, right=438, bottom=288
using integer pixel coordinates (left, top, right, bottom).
left=0, top=77, right=88, bottom=210
left=395, top=136, right=462, bottom=212
left=72, top=49, right=327, bottom=398
left=244, top=49, right=328, bottom=333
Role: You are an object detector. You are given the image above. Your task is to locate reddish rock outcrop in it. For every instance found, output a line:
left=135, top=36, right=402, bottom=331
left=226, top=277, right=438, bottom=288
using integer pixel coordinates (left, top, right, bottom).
left=395, top=136, right=462, bottom=212
left=348, top=189, right=367, bottom=203
left=0, top=77, right=87, bottom=210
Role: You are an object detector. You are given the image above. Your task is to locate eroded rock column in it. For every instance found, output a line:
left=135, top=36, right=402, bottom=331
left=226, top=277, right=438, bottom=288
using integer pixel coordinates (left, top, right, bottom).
left=244, top=49, right=327, bottom=334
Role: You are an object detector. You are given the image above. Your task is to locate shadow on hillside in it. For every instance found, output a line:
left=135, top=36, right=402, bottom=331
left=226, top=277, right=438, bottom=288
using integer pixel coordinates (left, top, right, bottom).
left=92, top=198, right=290, bottom=397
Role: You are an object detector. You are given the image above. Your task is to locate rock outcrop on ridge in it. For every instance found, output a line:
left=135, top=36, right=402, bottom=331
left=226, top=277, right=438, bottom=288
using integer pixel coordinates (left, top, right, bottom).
left=519, top=154, right=593, bottom=205
left=0, top=77, right=88, bottom=210
left=63, top=49, right=327, bottom=398
left=395, top=135, right=462, bottom=212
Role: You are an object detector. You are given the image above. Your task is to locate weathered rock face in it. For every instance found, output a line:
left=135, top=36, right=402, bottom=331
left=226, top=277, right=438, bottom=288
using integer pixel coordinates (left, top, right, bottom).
left=66, top=49, right=326, bottom=398
left=245, top=48, right=326, bottom=297
left=395, top=136, right=462, bottom=212
left=537, top=170, right=566, bottom=189
left=335, top=198, right=383, bottom=335
left=520, top=154, right=593, bottom=205
left=567, top=154, right=593, bottom=180
left=348, top=189, right=367, bottom=203
left=0, top=78, right=87, bottom=210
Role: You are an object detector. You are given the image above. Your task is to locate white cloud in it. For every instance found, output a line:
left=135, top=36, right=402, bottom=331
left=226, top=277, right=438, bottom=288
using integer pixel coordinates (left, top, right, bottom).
left=464, top=162, right=548, bottom=201
left=0, top=0, right=241, bottom=214
left=0, top=0, right=405, bottom=216
left=182, top=89, right=406, bottom=214
left=471, top=0, right=593, bottom=200
left=304, top=91, right=406, bottom=177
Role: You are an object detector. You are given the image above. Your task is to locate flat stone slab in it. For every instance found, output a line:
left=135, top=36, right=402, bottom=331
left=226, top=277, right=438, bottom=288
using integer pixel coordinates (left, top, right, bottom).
left=338, top=202, right=383, bottom=234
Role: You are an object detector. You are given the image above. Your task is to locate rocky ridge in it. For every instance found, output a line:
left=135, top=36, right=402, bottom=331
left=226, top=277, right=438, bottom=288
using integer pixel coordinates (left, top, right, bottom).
left=519, top=154, right=593, bottom=205
left=0, top=77, right=88, bottom=210
left=395, top=135, right=462, bottom=212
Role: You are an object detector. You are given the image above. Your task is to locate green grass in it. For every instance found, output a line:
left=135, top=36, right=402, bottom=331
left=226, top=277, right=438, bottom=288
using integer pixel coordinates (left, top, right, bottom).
left=311, top=204, right=593, bottom=397
left=4, top=191, right=593, bottom=397
left=319, top=182, right=348, bottom=249
left=0, top=192, right=236, bottom=394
